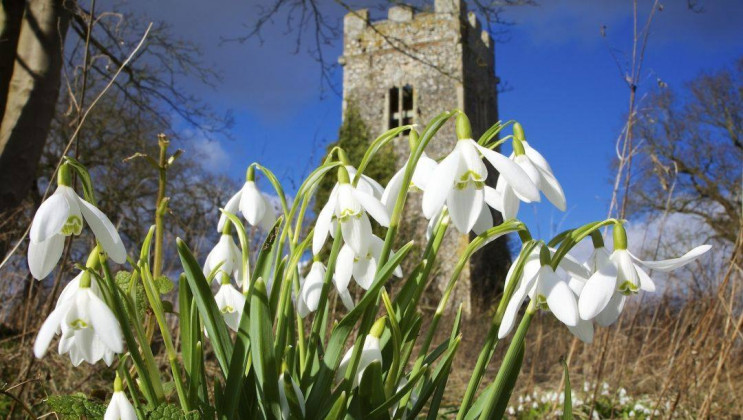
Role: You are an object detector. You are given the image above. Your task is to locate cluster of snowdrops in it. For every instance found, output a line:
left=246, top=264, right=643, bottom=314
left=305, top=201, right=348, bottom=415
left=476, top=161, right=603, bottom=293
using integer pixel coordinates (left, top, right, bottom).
left=26, top=111, right=709, bottom=419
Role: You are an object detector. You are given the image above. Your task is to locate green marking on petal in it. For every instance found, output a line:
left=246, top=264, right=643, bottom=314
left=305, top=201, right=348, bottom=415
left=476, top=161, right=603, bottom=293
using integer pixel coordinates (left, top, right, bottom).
left=454, top=170, right=485, bottom=190
left=618, top=280, right=639, bottom=295
left=69, top=319, right=89, bottom=329
left=61, top=215, right=83, bottom=236
left=221, top=305, right=235, bottom=314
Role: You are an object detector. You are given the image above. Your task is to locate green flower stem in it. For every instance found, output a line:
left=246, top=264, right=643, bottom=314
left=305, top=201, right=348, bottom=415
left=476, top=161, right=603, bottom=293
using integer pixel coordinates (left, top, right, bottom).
left=379, top=110, right=455, bottom=268
left=550, top=219, right=619, bottom=271
left=140, top=261, right=190, bottom=412
left=456, top=239, right=539, bottom=419
left=400, top=222, right=525, bottom=410
left=153, top=135, right=169, bottom=280
left=118, top=360, right=146, bottom=419
left=57, top=162, right=72, bottom=186
left=98, top=254, right=163, bottom=404
left=479, top=301, right=536, bottom=420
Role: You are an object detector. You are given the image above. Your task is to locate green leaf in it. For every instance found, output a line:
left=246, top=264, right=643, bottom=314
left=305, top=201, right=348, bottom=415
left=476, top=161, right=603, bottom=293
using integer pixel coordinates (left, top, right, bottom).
left=154, top=275, right=174, bottom=294
left=356, top=361, right=388, bottom=419
left=324, top=391, right=347, bottom=420
left=562, top=359, right=573, bottom=420
left=146, top=403, right=200, bottom=420
left=249, top=277, right=283, bottom=419
left=46, top=393, right=106, bottom=419
left=176, top=238, right=233, bottom=373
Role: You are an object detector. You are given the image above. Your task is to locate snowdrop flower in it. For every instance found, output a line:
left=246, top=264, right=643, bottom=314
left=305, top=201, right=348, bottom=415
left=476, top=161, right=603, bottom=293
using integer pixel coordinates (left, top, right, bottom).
left=381, top=130, right=438, bottom=214
left=578, top=223, right=711, bottom=325
left=345, top=164, right=385, bottom=200
left=203, top=229, right=242, bottom=285
left=335, top=235, right=402, bottom=291
left=492, top=123, right=566, bottom=220
left=499, top=245, right=589, bottom=338
left=218, top=166, right=277, bottom=232
left=296, top=261, right=325, bottom=318
left=34, top=274, right=123, bottom=366
left=28, top=163, right=126, bottom=280
left=336, top=318, right=385, bottom=388
left=278, top=371, right=305, bottom=419
left=422, top=113, right=539, bottom=233
left=105, top=375, right=136, bottom=420
left=313, top=166, right=390, bottom=256
left=214, top=283, right=246, bottom=332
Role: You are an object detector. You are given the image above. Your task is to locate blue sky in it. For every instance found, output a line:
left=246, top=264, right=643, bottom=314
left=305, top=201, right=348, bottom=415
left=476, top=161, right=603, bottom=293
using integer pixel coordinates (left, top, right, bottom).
left=122, top=0, right=742, bottom=237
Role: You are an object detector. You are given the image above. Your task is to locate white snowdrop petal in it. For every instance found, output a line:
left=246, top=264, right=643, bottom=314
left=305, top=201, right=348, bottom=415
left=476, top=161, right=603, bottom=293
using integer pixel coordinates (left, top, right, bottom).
left=353, top=188, right=390, bottom=227
left=30, top=190, right=69, bottom=243
left=334, top=245, right=355, bottom=292
left=381, top=167, right=405, bottom=215
left=578, top=262, right=618, bottom=320
left=240, top=181, right=267, bottom=226
left=540, top=268, right=579, bottom=327
left=422, top=149, right=461, bottom=219
left=87, top=291, right=123, bottom=353
left=34, top=300, right=73, bottom=359
left=568, top=318, right=594, bottom=344
left=634, top=264, right=656, bottom=292
left=312, top=195, right=335, bottom=255
left=446, top=184, right=483, bottom=234
left=472, top=202, right=493, bottom=235
left=537, top=169, right=566, bottom=211
left=77, top=198, right=126, bottom=263
left=476, top=143, right=540, bottom=202
left=595, top=293, right=626, bottom=327
left=629, top=244, right=711, bottom=272
left=412, top=153, right=437, bottom=190
left=218, top=190, right=242, bottom=232
left=28, top=234, right=65, bottom=280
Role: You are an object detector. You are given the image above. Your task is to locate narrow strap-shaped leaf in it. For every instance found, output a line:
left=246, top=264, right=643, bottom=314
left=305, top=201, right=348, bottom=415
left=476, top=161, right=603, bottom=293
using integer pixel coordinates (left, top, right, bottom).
left=404, top=335, right=461, bottom=419
left=249, top=278, right=283, bottom=418
left=324, top=391, right=348, bottom=420
left=222, top=291, right=252, bottom=418
left=369, top=365, right=428, bottom=418
left=356, top=361, right=388, bottom=420
left=562, top=359, right=573, bottom=420
left=176, top=238, right=233, bottom=373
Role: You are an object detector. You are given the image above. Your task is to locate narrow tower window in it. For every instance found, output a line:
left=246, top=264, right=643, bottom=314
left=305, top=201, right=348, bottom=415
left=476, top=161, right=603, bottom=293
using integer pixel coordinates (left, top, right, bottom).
left=388, top=85, right=415, bottom=130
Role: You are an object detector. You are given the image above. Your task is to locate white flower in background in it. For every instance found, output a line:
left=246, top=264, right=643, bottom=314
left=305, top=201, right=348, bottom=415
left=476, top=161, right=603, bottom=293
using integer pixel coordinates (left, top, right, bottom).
left=34, top=285, right=123, bottom=366
left=28, top=165, right=126, bottom=280
left=335, top=235, right=402, bottom=291
left=335, top=320, right=384, bottom=388
left=422, top=114, right=539, bottom=234
left=214, top=283, right=246, bottom=332
left=345, top=165, right=385, bottom=200
left=203, top=233, right=242, bottom=285
left=313, top=167, right=390, bottom=256
left=578, top=224, right=711, bottom=325
left=492, top=123, right=566, bottom=220
left=381, top=130, right=438, bottom=214
left=278, top=372, right=306, bottom=419
left=218, top=167, right=278, bottom=232
left=105, top=376, right=136, bottom=420
left=297, top=261, right=326, bottom=318
left=499, top=245, right=590, bottom=339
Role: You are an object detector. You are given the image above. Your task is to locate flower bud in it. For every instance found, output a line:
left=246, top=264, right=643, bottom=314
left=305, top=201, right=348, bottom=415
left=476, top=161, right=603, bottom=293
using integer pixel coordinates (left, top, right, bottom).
left=408, top=129, right=420, bottom=151
left=246, top=165, right=256, bottom=182
left=512, top=123, right=526, bottom=156
left=58, top=162, right=72, bottom=187
left=337, top=165, right=351, bottom=184
left=613, top=223, right=628, bottom=250
left=456, top=112, right=472, bottom=140
left=369, top=316, right=387, bottom=338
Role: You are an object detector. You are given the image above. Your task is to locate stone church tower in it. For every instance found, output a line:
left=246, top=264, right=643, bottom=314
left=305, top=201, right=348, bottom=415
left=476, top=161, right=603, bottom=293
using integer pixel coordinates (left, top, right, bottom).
left=339, top=0, right=509, bottom=314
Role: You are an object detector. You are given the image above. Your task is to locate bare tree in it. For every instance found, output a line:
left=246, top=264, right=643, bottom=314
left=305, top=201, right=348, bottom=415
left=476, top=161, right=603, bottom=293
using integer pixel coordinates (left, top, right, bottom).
left=627, top=57, right=743, bottom=245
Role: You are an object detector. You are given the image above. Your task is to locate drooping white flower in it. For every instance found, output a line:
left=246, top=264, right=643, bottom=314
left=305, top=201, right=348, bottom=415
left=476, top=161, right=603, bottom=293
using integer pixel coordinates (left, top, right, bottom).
left=335, top=334, right=383, bottom=388
left=381, top=151, right=438, bottom=215
left=203, top=233, right=242, bottom=285
left=335, top=235, right=402, bottom=292
left=34, top=287, right=123, bottom=366
left=296, top=261, right=326, bottom=318
left=28, top=182, right=126, bottom=280
left=313, top=168, right=390, bottom=256
left=490, top=123, right=566, bottom=220
left=278, top=373, right=306, bottom=419
left=218, top=171, right=278, bottom=232
left=577, top=224, right=711, bottom=324
left=421, top=117, right=539, bottom=233
left=214, top=284, right=246, bottom=332
left=499, top=245, right=588, bottom=338
left=104, top=391, right=136, bottom=420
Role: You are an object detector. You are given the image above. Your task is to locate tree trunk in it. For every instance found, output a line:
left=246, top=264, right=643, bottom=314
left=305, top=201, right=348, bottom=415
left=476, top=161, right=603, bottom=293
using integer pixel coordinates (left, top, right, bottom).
left=0, top=0, right=70, bottom=219
left=0, top=0, right=25, bottom=118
